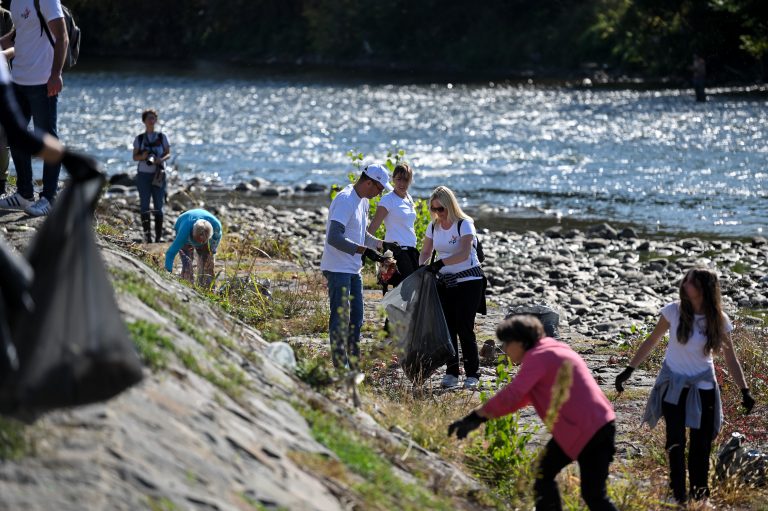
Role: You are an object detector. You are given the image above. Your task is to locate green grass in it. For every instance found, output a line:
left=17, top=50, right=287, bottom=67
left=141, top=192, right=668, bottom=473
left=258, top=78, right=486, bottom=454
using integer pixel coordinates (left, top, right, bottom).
left=147, top=496, right=177, bottom=511
left=111, top=268, right=185, bottom=315
left=127, top=320, right=174, bottom=370
left=300, top=407, right=454, bottom=511
left=0, top=417, right=32, bottom=460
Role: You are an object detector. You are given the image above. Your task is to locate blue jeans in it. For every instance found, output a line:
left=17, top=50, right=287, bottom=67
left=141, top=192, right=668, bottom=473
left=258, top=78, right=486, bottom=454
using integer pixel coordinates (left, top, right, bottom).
left=135, top=171, right=165, bottom=215
left=323, top=271, right=363, bottom=369
left=9, top=84, right=60, bottom=201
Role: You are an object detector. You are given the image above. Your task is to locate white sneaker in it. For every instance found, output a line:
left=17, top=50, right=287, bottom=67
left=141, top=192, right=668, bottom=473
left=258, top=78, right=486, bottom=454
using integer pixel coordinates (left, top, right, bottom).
left=441, top=374, right=459, bottom=388
left=25, top=197, right=51, bottom=217
left=0, top=192, right=33, bottom=210
left=464, top=377, right=480, bottom=389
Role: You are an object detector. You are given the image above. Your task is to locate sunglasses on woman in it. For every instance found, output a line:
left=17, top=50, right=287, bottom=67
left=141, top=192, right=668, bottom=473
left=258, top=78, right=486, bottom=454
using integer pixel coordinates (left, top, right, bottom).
left=430, top=206, right=446, bottom=212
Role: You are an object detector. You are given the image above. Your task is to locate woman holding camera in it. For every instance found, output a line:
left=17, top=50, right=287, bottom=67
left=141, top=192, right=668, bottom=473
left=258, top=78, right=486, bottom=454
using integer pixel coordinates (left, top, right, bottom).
left=132, top=109, right=170, bottom=243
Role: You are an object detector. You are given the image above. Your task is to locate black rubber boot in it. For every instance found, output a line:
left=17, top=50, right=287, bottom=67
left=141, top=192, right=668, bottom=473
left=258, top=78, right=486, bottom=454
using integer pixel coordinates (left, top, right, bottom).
left=141, top=213, right=152, bottom=243
left=154, top=213, right=163, bottom=243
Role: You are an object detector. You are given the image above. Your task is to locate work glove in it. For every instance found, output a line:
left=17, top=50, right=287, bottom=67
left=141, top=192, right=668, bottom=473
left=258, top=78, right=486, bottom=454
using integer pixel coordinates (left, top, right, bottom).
left=448, top=411, right=487, bottom=440
left=382, top=241, right=401, bottom=254
left=362, top=247, right=387, bottom=264
left=614, top=366, right=635, bottom=393
left=424, top=259, right=445, bottom=274
left=741, top=388, right=755, bottom=414
left=61, top=149, right=103, bottom=182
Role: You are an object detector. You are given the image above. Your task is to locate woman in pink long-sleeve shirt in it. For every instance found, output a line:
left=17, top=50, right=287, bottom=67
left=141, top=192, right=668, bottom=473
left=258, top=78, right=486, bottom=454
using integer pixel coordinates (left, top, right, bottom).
left=449, top=315, right=617, bottom=511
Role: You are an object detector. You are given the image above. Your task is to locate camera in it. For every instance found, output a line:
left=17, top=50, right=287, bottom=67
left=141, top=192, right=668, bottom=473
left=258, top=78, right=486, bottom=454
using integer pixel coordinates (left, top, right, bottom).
left=145, top=153, right=156, bottom=166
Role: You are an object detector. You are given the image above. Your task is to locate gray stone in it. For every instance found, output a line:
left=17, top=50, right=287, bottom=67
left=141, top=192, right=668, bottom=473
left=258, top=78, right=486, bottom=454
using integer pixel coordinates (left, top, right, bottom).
left=586, top=223, right=618, bottom=240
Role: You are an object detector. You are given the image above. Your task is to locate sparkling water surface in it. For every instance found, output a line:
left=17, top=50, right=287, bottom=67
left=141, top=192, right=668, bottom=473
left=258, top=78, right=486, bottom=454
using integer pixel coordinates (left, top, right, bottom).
left=54, top=68, right=767, bottom=237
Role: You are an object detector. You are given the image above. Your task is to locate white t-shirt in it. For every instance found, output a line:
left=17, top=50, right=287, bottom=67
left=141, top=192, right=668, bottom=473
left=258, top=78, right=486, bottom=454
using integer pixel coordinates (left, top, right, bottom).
left=426, top=218, right=481, bottom=283
left=133, top=132, right=170, bottom=174
left=661, top=301, right=733, bottom=390
left=320, top=184, right=368, bottom=274
left=10, top=0, right=64, bottom=86
left=378, top=191, right=417, bottom=247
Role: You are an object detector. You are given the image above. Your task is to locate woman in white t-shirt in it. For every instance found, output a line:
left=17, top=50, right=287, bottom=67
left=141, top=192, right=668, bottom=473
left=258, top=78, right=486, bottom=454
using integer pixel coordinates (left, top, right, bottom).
left=419, top=186, right=485, bottom=390
left=367, top=162, right=418, bottom=291
left=615, top=268, right=754, bottom=505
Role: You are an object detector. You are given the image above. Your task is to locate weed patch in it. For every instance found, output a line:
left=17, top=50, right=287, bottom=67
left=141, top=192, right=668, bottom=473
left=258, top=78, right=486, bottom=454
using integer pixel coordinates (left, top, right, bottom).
left=299, top=407, right=454, bottom=511
left=0, top=417, right=33, bottom=460
left=127, top=320, right=174, bottom=370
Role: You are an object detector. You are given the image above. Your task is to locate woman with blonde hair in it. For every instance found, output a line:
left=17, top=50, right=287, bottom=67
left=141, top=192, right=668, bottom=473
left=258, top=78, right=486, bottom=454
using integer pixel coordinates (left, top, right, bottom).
left=419, top=186, right=485, bottom=389
left=616, top=267, right=754, bottom=505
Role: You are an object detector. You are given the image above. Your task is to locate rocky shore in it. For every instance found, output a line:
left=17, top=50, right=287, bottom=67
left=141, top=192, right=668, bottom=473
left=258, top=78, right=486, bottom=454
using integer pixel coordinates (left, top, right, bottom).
left=0, top=177, right=764, bottom=510
left=104, top=179, right=768, bottom=342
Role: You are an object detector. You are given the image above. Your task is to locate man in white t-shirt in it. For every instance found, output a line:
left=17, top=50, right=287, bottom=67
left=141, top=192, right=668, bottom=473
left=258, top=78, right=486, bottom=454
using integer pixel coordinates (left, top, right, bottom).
left=320, top=164, right=395, bottom=369
left=0, top=0, right=68, bottom=217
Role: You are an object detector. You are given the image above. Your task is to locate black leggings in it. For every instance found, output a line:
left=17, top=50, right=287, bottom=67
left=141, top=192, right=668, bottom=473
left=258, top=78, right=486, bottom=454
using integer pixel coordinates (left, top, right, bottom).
left=662, top=387, right=716, bottom=502
left=535, top=421, right=618, bottom=511
left=437, top=278, right=483, bottom=379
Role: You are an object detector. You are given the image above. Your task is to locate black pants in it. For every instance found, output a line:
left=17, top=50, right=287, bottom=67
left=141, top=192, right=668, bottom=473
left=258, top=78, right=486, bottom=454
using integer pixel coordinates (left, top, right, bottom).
left=437, top=278, right=483, bottom=379
left=383, top=246, right=420, bottom=291
left=662, top=387, right=716, bottom=502
left=534, top=421, right=618, bottom=511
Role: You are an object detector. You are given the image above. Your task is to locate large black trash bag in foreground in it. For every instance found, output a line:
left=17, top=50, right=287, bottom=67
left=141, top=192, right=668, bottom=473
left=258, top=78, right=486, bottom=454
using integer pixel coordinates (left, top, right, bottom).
left=0, top=153, right=143, bottom=415
left=0, top=238, right=33, bottom=381
left=382, top=268, right=455, bottom=383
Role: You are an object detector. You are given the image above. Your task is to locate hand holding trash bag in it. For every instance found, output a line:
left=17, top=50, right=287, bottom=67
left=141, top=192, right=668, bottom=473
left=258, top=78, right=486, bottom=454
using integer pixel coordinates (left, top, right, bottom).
left=362, top=247, right=387, bottom=263
left=382, top=241, right=401, bottom=254
left=448, top=411, right=487, bottom=439
left=614, top=366, right=634, bottom=393
left=61, top=150, right=102, bottom=182
left=424, top=259, right=445, bottom=274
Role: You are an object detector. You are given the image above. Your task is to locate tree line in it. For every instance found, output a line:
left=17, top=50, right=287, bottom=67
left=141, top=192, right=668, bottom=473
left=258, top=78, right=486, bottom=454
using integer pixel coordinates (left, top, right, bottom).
left=66, top=0, right=767, bottom=82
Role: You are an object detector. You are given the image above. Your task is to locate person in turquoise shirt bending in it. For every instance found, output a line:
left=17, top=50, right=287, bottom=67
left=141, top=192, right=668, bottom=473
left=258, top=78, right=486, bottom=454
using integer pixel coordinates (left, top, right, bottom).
left=165, top=209, right=222, bottom=288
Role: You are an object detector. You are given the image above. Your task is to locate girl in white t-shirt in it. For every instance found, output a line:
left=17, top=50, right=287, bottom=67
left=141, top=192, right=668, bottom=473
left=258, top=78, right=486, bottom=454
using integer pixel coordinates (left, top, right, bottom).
left=368, top=162, right=418, bottom=290
left=615, top=268, right=753, bottom=504
left=419, top=186, right=485, bottom=390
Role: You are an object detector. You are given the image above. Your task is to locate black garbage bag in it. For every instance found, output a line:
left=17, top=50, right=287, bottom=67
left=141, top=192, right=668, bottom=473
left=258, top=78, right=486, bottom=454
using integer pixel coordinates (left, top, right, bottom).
left=0, top=238, right=31, bottom=383
left=382, top=267, right=455, bottom=383
left=716, top=432, right=768, bottom=487
left=0, top=154, right=143, bottom=415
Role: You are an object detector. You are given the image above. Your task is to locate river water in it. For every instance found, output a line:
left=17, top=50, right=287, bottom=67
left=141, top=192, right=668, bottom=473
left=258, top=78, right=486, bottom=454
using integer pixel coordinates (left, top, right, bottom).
left=52, top=66, right=767, bottom=237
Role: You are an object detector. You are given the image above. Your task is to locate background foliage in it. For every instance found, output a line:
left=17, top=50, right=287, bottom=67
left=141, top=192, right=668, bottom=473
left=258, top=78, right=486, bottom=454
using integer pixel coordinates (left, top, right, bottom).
left=65, top=0, right=768, bottom=81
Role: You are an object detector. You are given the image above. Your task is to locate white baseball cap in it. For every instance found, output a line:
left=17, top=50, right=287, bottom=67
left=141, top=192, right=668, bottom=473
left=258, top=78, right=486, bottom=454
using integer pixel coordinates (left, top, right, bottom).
left=362, top=164, right=394, bottom=192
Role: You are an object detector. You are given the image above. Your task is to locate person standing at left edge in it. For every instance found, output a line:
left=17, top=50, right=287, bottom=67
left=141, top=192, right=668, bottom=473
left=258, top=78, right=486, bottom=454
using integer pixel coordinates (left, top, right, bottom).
left=0, top=0, right=67, bottom=216
left=320, top=164, right=397, bottom=370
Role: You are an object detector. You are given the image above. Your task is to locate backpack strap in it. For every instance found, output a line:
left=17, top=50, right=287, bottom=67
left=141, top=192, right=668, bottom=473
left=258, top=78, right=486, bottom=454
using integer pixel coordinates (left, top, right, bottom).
left=429, top=222, right=436, bottom=264
left=457, top=218, right=479, bottom=253
left=139, top=132, right=165, bottom=151
left=33, top=0, right=55, bottom=48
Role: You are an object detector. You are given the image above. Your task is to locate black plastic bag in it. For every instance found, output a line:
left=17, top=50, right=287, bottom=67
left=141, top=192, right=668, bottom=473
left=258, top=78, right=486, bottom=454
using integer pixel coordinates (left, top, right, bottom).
left=382, top=267, right=455, bottom=383
left=0, top=239, right=32, bottom=383
left=716, top=432, right=768, bottom=487
left=0, top=155, right=143, bottom=415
